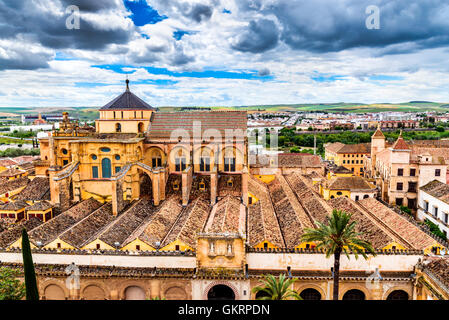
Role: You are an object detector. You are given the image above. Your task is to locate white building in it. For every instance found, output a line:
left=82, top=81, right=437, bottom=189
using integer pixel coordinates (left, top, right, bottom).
left=418, top=180, right=449, bottom=238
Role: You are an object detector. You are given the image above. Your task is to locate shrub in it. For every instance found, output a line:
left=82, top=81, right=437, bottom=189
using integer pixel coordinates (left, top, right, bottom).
left=424, top=219, right=447, bottom=240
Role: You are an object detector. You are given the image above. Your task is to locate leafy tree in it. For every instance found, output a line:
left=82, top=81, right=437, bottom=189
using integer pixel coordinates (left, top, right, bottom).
left=252, top=274, right=302, bottom=300
left=424, top=219, right=447, bottom=240
left=290, top=146, right=300, bottom=153
left=301, top=210, right=376, bottom=300
left=436, top=126, right=445, bottom=132
left=0, top=267, right=26, bottom=300
left=400, top=205, right=412, bottom=215
left=22, top=228, right=39, bottom=300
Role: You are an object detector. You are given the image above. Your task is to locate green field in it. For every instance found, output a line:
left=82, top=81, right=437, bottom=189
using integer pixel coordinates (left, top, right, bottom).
left=2, top=101, right=449, bottom=117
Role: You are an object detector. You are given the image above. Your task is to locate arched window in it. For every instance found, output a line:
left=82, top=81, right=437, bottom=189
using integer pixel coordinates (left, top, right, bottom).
left=200, top=149, right=210, bottom=172
left=342, top=289, right=365, bottom=300
left=175, top=149, right=187, bottom=172
left=387, top=290, right=408, bottom=300
left=224, top=148, right=236, bottom=172
left=115, top=123, right=121, bottom=132
left=150, top=149, right=163, bottom=167
left=138, top=122, right=144, bottom=133
left=300, top=288, right=322, bottom=300
left=101, top=158, right=112, bottom=178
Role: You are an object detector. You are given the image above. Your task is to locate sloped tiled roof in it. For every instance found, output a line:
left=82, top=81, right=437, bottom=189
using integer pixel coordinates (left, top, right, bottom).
left=14, top=177, right=50, bottom=201
left=325, top=142, right=345, bottom=153
left=26, top=200, right=53, bottom=212
left=0, top=218, right=42, bottom=248
left=247, top=177, right=284, bottom=248
left=372, top=127, right=385, bottom=138
left=147, top=111, right=247, bottom=139
left=325, top=142, right=370, bottom=154
left=0, top=158, right=18, bottom=167
left=423, top=257, right=449, bottom=289
left=59, top=203, right=114, bottom=248
left=134, top=196, right=183, bottom=248
left=0, top=200, right=29, bottom=211
left=0, top=177, right=28, bottom=195
left=101, top=81, right=155, bottom=110
left=358, top=198, right=437, bottom=250
left=266, top=176, right=314, bottom=248
left=391, top=134, right=410, bottom=150
left=338, top=143, right=371, bottom=154
left=161, top=197, right=210, bottom=249
left=0, top=168, right=26, bottom=177
left=421, top=180, right=449, bottom=205
left=285, top=172, right=333, bottom=224
left=332, top=165, right=352, bottom=174
left=326, top=176, right=376, bottom=190
left=28, top=198, right=102, bottom=246
left=327, top=197, right=401, bottom=249
left=99, top=199, right=157, bottom=248
left=205, top=195, right=243, bottom=233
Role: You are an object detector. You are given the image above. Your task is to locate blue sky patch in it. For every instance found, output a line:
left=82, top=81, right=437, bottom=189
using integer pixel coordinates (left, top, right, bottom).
left=173, top=30, right=192, bottom=41
left=223, top=9, right=231, bottom=14
left=54, top=52, right=77, bottom=61
left=93, top=64, right=275, bottom=81
left=311, top=74, right=347, bottom=82
left=124, top=0, right=167, bottom=26
left=369, top=75, right=404, bottom=81
left=75, top=82, right=112, bottom=88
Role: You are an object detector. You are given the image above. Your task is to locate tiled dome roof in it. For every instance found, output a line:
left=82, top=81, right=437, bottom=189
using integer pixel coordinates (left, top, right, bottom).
left=101, top=80, right=156, bottom=110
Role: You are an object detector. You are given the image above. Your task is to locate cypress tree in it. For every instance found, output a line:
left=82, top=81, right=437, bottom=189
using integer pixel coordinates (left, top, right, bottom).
left=21, top=228, right=39, bottom=300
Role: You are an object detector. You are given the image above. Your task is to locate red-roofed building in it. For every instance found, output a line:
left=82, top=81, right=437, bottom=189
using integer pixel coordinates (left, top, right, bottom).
left=364, top=129, right=448, bottom=211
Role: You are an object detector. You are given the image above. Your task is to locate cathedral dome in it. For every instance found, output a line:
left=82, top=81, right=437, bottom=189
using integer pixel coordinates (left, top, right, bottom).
left=101, top=80, right=156, bottom=111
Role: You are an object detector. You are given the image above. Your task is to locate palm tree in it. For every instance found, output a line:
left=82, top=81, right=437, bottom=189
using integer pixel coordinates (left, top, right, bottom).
left=252, top=273, right=302, bottom=300
left=301, top=209, right=376, bottom=300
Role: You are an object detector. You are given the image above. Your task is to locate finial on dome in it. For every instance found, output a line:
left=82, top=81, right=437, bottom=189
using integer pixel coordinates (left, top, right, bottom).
left=125, top=75, right=130, bottom=91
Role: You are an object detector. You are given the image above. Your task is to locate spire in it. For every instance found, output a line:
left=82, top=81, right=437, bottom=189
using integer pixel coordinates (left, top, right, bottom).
left=372, top=123, right=385, bottom=139
left=392, top=131, right=410, bottom=150
left=125, top=76, right=130, bottom=92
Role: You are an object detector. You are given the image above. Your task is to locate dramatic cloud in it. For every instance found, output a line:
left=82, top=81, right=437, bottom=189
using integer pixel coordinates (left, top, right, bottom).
left=231, top=18, right=279, bottom=53
left=1, top=0, right=449, bottom=106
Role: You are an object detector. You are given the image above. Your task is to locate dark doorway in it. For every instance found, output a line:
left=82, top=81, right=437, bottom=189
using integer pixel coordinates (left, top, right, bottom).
left=139, top=174, right=152, bottom=199
left=207, top=285, right=235, bottom=300
left=342, top=289, right=365, bottom=300
left=300, top=288, right=322, bottom=300
left=255, top=290, right=270, bottom=300
left=387, top=290, right=409, bottom=300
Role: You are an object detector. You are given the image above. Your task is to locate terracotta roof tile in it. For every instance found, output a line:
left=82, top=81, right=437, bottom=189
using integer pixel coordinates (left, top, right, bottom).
left=59, top=203, right=114, bottom=248
left=99, top=199, right=158, bottom=248
left=326, top=176, right=376, bottom=190
left=0, top=200, right=29, bottom=211
left=247, top=177, right=284, bottom=248
left=358, top=198, right=437, bottom=250
left=392, top=134, right=410, bottom=150
left=0, top=218, right=42, bottom=248
left=161, top=197, right=210, bottom=249
left=28, top=198, right=102, bottom=246
left=0, top=177, right=29, bottom=195
left=14, top=177, right=50, bottom=201
left=420, top=180, right=449, bottom=205
left=147, top=111, right=247, bottom=140
left=26, top=200, right=53, bottom=211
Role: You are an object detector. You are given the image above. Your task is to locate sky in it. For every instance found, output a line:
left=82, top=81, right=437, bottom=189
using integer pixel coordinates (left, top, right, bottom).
left=0, top=0, right=449, bottom=108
